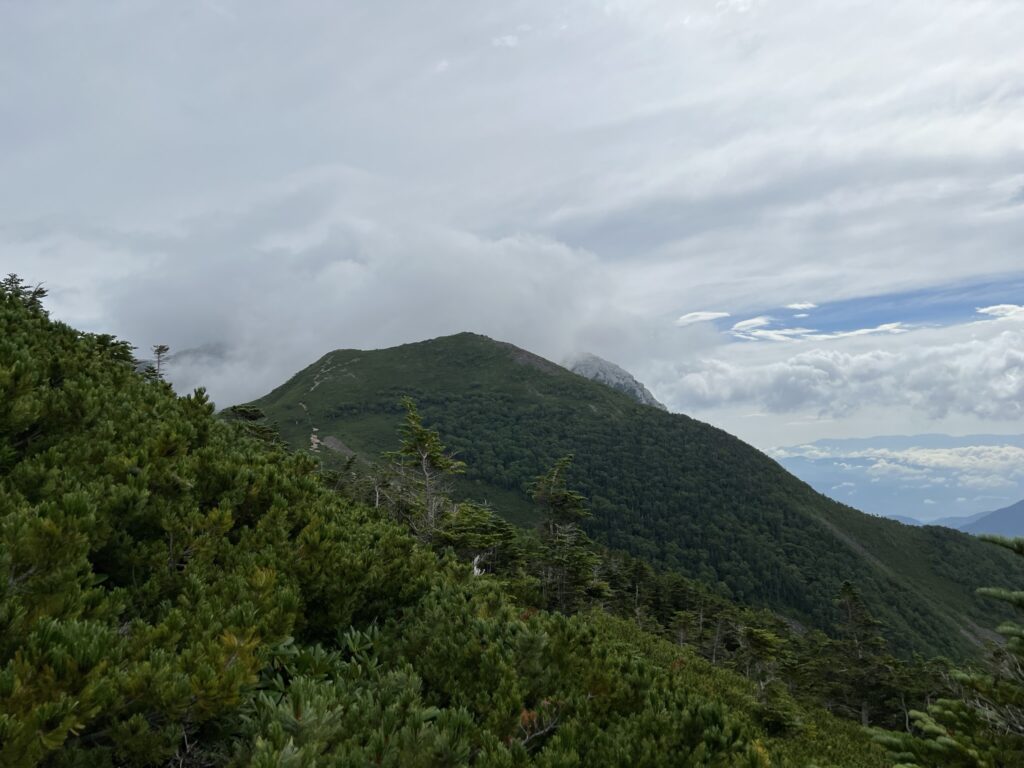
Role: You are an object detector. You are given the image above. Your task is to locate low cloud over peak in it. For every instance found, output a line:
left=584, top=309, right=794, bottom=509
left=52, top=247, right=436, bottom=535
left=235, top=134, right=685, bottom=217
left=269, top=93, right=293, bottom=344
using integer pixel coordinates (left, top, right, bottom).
left=3, top=0, right=1024, bottom=451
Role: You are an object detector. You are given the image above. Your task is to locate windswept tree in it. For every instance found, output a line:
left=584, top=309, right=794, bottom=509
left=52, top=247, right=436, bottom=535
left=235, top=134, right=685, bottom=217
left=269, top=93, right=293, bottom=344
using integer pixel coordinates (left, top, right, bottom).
left=1, top=274, right=47, bottom=314
left=140, top=344, right=171, bottom=382
left=530, top=456, right=603, bottom=613
left=152, top=343, right=170, bottom=378
left=385, top=396, right=466, bottom=543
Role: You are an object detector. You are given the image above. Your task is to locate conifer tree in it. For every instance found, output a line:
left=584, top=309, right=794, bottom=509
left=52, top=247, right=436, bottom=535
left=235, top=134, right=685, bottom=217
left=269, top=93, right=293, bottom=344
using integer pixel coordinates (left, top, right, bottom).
left=152, top=343, right=170, bottom=378
left=1, top=273, right=47, bottom=314
left=825, top=581, right=897, bottom=726
left=385, top=396, right=465, bottom=543
left=876, top=536, right=1024, bottom=766
left=530, top=456, right=603, bottom=613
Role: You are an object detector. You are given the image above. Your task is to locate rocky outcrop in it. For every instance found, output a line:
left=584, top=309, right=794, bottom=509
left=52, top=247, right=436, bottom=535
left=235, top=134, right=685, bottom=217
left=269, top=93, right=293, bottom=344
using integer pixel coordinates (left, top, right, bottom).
left=568, top=353, right=667, bottom=411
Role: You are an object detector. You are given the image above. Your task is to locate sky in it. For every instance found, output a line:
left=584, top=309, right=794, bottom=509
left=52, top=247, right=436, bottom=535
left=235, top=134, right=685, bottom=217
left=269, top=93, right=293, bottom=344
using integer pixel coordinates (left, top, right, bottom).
left=3, top=1, right=1024, bottom=518
left=773, top=434, right=1024, bottom=522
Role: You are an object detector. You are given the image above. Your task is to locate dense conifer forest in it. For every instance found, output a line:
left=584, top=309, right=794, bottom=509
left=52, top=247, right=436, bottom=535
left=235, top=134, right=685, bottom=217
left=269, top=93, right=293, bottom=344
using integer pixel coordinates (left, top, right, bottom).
left=2, top=277, right=1023, bottom=765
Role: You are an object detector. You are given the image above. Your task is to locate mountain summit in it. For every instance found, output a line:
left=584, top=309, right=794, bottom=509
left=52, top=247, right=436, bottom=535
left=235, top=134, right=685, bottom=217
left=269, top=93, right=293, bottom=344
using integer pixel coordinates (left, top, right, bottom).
left=567, top=353, right=667, bottom=411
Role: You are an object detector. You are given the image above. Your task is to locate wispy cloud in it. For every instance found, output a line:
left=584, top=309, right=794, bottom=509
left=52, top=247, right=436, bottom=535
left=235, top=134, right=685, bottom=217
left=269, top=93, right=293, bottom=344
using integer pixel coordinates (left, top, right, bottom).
left=977, top=304, right=1024, bottom=319
left=805, top=322, right=909, bottom=340
left=731, top=316, right=773, bottom=332
left=734, top=327, right=815, bottom=342
left=730, top=319, right=909, bottom=343
left=676, top=311, right=730, bottom=326
left=786, top=302, right=818, bottom=310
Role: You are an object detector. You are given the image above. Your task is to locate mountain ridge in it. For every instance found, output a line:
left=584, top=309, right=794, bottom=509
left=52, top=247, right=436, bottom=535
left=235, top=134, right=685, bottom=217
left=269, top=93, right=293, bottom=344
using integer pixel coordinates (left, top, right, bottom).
left=963, top=498, right=1024, bottom=537
left=249, top=331, right=1024, bottom=659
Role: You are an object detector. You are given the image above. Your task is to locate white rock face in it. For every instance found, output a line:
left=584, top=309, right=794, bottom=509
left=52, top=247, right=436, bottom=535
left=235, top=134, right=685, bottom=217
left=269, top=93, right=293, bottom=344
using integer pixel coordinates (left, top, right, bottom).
left=568, top=353, right=667, bottom=411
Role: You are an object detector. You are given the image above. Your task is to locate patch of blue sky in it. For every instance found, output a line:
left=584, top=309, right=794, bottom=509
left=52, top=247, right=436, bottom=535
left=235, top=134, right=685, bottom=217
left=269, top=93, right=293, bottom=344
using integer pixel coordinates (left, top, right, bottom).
left=717, top=271, right=1024, bottom=339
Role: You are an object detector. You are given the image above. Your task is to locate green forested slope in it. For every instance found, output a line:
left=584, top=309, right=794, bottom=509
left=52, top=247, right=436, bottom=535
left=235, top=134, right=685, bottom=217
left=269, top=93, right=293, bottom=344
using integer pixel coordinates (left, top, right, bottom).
left=251, top=332, right=1024, bottom=659
left=0, top=282, right=888, bottom=765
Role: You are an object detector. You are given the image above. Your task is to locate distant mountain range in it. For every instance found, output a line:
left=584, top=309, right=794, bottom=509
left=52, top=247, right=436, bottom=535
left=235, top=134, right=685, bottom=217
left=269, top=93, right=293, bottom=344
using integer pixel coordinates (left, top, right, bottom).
left=934, top=500, right=1024, bottom=538
left=931, top=510, right=990, bottom=529
left=248, top=332, right=1024, bottom=659
left=964, top=499, right=1024, bottom=536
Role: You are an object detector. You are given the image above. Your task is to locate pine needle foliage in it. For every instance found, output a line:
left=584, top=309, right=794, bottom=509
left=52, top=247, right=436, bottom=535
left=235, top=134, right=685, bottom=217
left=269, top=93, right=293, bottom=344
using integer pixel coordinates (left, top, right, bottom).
left=875, top=535, right=1024, bottom=767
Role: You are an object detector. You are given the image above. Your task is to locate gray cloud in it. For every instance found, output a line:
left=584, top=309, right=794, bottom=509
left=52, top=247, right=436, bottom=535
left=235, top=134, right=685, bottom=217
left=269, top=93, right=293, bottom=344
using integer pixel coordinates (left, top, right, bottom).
left=15, top=186, right=620, bottom=406
left=2, top=0, right=1024, bottom=446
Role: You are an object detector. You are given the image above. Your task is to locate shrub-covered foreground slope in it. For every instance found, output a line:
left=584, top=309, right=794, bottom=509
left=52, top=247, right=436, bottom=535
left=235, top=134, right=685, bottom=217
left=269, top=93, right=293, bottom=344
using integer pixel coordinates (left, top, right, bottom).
left=0, top=289, right=889, bottom=764
left=252, top=333, right=1024, bottom=660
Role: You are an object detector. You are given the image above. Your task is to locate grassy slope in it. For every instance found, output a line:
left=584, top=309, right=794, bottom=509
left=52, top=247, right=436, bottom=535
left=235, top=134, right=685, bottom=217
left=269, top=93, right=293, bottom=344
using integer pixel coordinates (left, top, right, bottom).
left=251, top=332, right=1024, bottom=659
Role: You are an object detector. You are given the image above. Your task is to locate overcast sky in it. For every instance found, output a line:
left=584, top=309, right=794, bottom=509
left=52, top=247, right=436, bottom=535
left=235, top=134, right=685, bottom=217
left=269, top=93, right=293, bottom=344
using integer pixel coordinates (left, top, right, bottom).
left=3, top=1, right=1024, bottom=510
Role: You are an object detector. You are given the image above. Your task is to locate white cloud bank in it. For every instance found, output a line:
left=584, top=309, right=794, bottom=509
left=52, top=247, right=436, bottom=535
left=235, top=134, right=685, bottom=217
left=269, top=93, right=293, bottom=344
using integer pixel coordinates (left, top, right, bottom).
left=664, top=314, right=1024, bottom=422
left=777, top=442, right=1024, bottom=493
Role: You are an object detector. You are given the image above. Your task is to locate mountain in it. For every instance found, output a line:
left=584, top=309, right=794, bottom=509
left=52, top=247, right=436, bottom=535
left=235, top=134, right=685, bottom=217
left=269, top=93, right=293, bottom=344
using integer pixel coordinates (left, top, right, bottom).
left=567, top=353, right=667, bottom=410
left=1, top=281, right=889, bottom=765
left=932, top=510, right=991, bottom=530
left=888, top=514, right=922, bottom=526
left=250, top=332, right=1024, bottom=659
left=927, top=503, right=1023, bottom=536
left=963, top=498, right=1024, bottom=537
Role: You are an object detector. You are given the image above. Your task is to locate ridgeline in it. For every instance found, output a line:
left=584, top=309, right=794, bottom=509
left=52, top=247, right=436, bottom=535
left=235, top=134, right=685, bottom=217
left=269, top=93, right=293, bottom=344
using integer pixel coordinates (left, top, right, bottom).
left=252, top=332, right=1024, bottom=660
